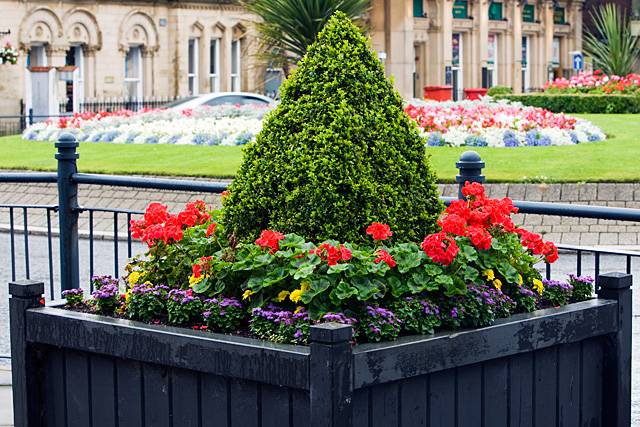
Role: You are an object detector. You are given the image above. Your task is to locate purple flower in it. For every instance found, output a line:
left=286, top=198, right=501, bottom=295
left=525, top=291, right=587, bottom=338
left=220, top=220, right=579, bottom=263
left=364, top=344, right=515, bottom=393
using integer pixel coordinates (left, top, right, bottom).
left=542, top=279, right=573, bottom=291
left=568, top=274, right=594, bottom=284
left=451, top=307, right=459, bottom=318
left=62, top=288, right=83, bottom=297
left=92, top=283, right=118, bottom=300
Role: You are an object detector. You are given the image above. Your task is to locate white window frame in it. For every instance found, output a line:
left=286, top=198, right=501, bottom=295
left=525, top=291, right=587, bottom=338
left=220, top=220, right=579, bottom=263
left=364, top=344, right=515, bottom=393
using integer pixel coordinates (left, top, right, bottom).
left=231, top=39, right=241, bottom=91
left=28, top=44, right=47, bottom=67
left=487, top=34, right=498, bottom=87
left=188, top=38, right=200, bottom=95
left=209, top=38, right=220, bottom=93
left=124, top=46, right=143, bottom=100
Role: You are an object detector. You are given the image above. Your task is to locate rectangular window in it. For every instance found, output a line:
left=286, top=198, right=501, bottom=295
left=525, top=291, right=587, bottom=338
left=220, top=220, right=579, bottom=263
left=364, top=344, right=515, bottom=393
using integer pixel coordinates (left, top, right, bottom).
left=522, top=4, right=535, bottom=22
left=413, top=0, right=425, bottom=17
left=554, top=7, right=565, bottom=24
left=209, top=38, right=220, bottom=92
left=453, top=0, right=469, bottom=19
left=522, top=36, right=530, bottom=92
left=552, top=37, right=561, bottom=66
left=231, top=39, right=241, bottom=91
left=28, top=45, right=47, bottom=67
left=488, top=2, right=503, bottom=20
left=487, top=34, right=498, bottom=87
left=188, top=38, right=199, bottom=95
left=124, top=46, right=143, bottom=100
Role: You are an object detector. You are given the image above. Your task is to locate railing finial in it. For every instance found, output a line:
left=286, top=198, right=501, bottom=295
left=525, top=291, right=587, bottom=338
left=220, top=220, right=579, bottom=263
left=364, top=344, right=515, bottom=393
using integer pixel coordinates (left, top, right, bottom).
left=456, top=150, right=485, bottom=199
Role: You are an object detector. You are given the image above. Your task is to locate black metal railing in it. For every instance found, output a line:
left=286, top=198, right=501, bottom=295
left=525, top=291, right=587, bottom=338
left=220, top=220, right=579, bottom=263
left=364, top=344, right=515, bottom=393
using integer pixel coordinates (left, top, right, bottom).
left=0, top=135, right=638, bottom=302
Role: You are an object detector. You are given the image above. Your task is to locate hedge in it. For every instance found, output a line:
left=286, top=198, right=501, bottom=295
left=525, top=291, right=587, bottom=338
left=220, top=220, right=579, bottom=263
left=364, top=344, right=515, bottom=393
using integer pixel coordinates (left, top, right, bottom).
left=494, top=94, right=640, bottom=114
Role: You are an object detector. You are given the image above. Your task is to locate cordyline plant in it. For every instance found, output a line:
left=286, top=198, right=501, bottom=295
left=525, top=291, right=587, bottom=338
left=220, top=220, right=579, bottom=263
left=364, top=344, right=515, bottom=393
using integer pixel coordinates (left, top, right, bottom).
left=243, top=0, right=369, bottom=74
left=584, top=4, right=640, bottom=76
left=223, top=12, right=443, bottom=243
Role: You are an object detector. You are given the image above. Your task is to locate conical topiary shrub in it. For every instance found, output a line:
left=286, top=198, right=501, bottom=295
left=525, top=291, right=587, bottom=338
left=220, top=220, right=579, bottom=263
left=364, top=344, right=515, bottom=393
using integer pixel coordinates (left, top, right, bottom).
left=223, top=12, right=443, bottom=243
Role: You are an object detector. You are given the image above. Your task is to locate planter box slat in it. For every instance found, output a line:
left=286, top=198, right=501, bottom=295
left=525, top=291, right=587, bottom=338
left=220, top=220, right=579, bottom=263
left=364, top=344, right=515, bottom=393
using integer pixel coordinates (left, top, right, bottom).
left=89, top=355, right=118, bottom=427
left=456, top=364, right=482, bottom=425
left=557, top=341, right=581, bottom=425
left=582, top=337, right=604, bottom=426
left=116, top=359, right=144, bottom=427
left=351, top=299, right=617, bottom=388
left=26, top=307, right=310, bottom=390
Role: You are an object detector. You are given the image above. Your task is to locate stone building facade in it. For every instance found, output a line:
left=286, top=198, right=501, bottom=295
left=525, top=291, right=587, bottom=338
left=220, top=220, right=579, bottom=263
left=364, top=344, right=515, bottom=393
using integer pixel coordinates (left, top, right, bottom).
left=0, top=0, right=263, bottom=115
left=370, top=0, right=585, bottom=99
left=0, top=0, right=585, bottom=115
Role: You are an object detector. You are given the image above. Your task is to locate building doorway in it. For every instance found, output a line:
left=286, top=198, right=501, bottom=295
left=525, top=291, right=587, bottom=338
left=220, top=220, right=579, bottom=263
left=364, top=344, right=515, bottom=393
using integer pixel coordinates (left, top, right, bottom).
left=487, top=34, right=498, bottom=87
left=63, top=46, right=84, bottom=112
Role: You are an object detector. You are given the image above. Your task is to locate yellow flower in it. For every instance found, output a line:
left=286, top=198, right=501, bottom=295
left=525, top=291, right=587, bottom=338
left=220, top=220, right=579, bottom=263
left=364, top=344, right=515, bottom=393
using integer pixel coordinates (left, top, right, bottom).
left=483, top=269, right=495, bottom=282
left=128, top=271, right=144, bottom=285
left=518, top=274, right=524, bottom=286
left=300, top=281, right=310, bottom=292
left=493, top=279, right=503, bottom=291
left=533, top=279, right=544, bottom=295
left=290, top=289, right=303, bottom=303
left=124, top=289, right=132, bottom=302
left=189, top=274, right=204, bottom=287
left=294, top=306, right=304, bottom=314
left=276, top=290, right=290, bottom=302
left=242, top=289, right=255, bottom=300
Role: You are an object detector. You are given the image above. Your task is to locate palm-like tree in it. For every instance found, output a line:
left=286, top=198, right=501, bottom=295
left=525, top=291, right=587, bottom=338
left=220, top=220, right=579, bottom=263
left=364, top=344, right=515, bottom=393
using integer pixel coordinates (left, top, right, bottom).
left=583, top=4, right=640, bottom=76
left=244, top=0, right=369, bottom=75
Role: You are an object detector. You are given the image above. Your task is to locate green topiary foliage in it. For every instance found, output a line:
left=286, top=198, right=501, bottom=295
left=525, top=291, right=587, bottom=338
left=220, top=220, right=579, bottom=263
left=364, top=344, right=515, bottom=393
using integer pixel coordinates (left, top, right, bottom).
left=222, top=12, right=443, bottom=243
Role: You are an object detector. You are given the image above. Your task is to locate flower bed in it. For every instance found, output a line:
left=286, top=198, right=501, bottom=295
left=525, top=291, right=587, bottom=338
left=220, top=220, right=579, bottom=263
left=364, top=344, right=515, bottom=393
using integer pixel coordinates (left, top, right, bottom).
left=545, top=70, right=640, bottom=94
left=405, top=99, right=606, bottom=147
left=62, top=183, right=594, bottom=344
left=22, top=104, right=270, bottom=146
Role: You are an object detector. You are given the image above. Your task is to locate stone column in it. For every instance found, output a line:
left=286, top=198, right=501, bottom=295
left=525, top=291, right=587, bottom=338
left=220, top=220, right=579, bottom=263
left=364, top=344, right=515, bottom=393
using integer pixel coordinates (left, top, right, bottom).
left=475, top=0, right=490, bottom=86
left=142, top=48, right=155, bottom=98
left=512, top=1, right=523, bottom=93
left=201, top=27, right=211, bottom=93
left=384, top=0, right=414, bottom=98
left=543, top=0, right=554, bottom=81
left=85, top=47, right=98, bottom=98
left=222, top=27, right=232, bottom=92
left=440, top=0, right=454, bottom=84
left=571, top=1, right=584, bottom=53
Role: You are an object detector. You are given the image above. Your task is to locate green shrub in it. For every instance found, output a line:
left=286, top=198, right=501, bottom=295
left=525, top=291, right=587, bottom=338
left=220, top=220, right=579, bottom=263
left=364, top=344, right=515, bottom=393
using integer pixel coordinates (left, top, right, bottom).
left=222, top=12, right=442, bottom=243
left=487, top=86, right=513, bottom=96
left=494, top=93, right=640, bottom=113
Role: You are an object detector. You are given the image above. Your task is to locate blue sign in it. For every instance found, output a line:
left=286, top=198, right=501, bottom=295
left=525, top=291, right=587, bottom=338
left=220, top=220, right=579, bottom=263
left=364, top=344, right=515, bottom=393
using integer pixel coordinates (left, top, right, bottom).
left=572, top=52, right=584, bottom=71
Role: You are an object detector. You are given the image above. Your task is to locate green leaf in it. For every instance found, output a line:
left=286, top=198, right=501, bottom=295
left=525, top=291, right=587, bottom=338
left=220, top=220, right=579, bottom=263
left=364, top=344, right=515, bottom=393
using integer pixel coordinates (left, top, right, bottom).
left=327, top=263, right=352, bottom=274
left=192, top=277, right=212, bottom=294
left=293, top=263, right=316, bottom=280
left=301, top=277, right=332, bottom=303
left=330, top=281, right=358, bottom=301
left=387, top=276, right=409, bottom=298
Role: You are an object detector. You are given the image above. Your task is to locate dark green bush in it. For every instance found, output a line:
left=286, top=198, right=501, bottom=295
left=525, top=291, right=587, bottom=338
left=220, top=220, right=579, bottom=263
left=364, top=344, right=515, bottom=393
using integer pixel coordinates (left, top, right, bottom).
left=487, top=86, right=513, bottom=96
left=223, top=12, right=442, bottom=243
left=494, top=93, right=640, bottom=113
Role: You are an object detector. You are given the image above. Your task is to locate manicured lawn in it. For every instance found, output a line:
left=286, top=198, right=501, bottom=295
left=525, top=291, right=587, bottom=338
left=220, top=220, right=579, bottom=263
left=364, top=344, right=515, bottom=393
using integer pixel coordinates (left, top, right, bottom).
left=0, top=114, right=637, bottom=182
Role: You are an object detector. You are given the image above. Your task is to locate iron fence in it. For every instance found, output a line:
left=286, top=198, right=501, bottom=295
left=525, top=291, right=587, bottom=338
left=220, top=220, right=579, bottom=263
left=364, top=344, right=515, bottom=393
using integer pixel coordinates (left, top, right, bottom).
left=0, top=135, right=638, bottom=302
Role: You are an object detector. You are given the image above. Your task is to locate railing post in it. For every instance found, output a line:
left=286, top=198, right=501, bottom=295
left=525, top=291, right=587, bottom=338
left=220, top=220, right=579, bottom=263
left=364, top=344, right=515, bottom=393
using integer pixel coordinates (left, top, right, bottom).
left=56, top=133, right=80, bottom=292
left=310, top=323, right=353, bottom=427
left=597, top=272, right=632, bottom=427
left=455, top=151, right=485, bottom=199
left=9, top=280, right=45, bottom=427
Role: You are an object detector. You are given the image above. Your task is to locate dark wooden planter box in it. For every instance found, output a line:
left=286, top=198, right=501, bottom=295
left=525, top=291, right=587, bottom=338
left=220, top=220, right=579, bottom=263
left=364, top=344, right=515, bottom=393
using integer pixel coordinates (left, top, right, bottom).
left=9, top=273, right=632, bottom=427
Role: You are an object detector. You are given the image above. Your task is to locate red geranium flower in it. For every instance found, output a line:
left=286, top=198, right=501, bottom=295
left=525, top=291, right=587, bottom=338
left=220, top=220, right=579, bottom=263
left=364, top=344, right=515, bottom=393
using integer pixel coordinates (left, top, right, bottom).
left=366, top=222, right=393, bottom=241
left=461, top=181, right=486, bottom=200
left=374, top=249, right=396, bottom=268
left=206, top=222, right=217, bottom=237
left=438, top=213, right=467, bottom=236
left=255, top=230, right=285, bottom=254
left=421, top=232, right=459, bottom=266
left=467, top=226, right=492, bottom=251
left=339, top=244, right=352, bottom=261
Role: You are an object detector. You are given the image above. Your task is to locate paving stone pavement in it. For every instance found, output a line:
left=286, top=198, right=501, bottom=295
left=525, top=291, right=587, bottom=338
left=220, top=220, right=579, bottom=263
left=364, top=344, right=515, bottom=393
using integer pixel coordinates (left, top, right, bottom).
left=1, top=180, right=639, bottom=247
